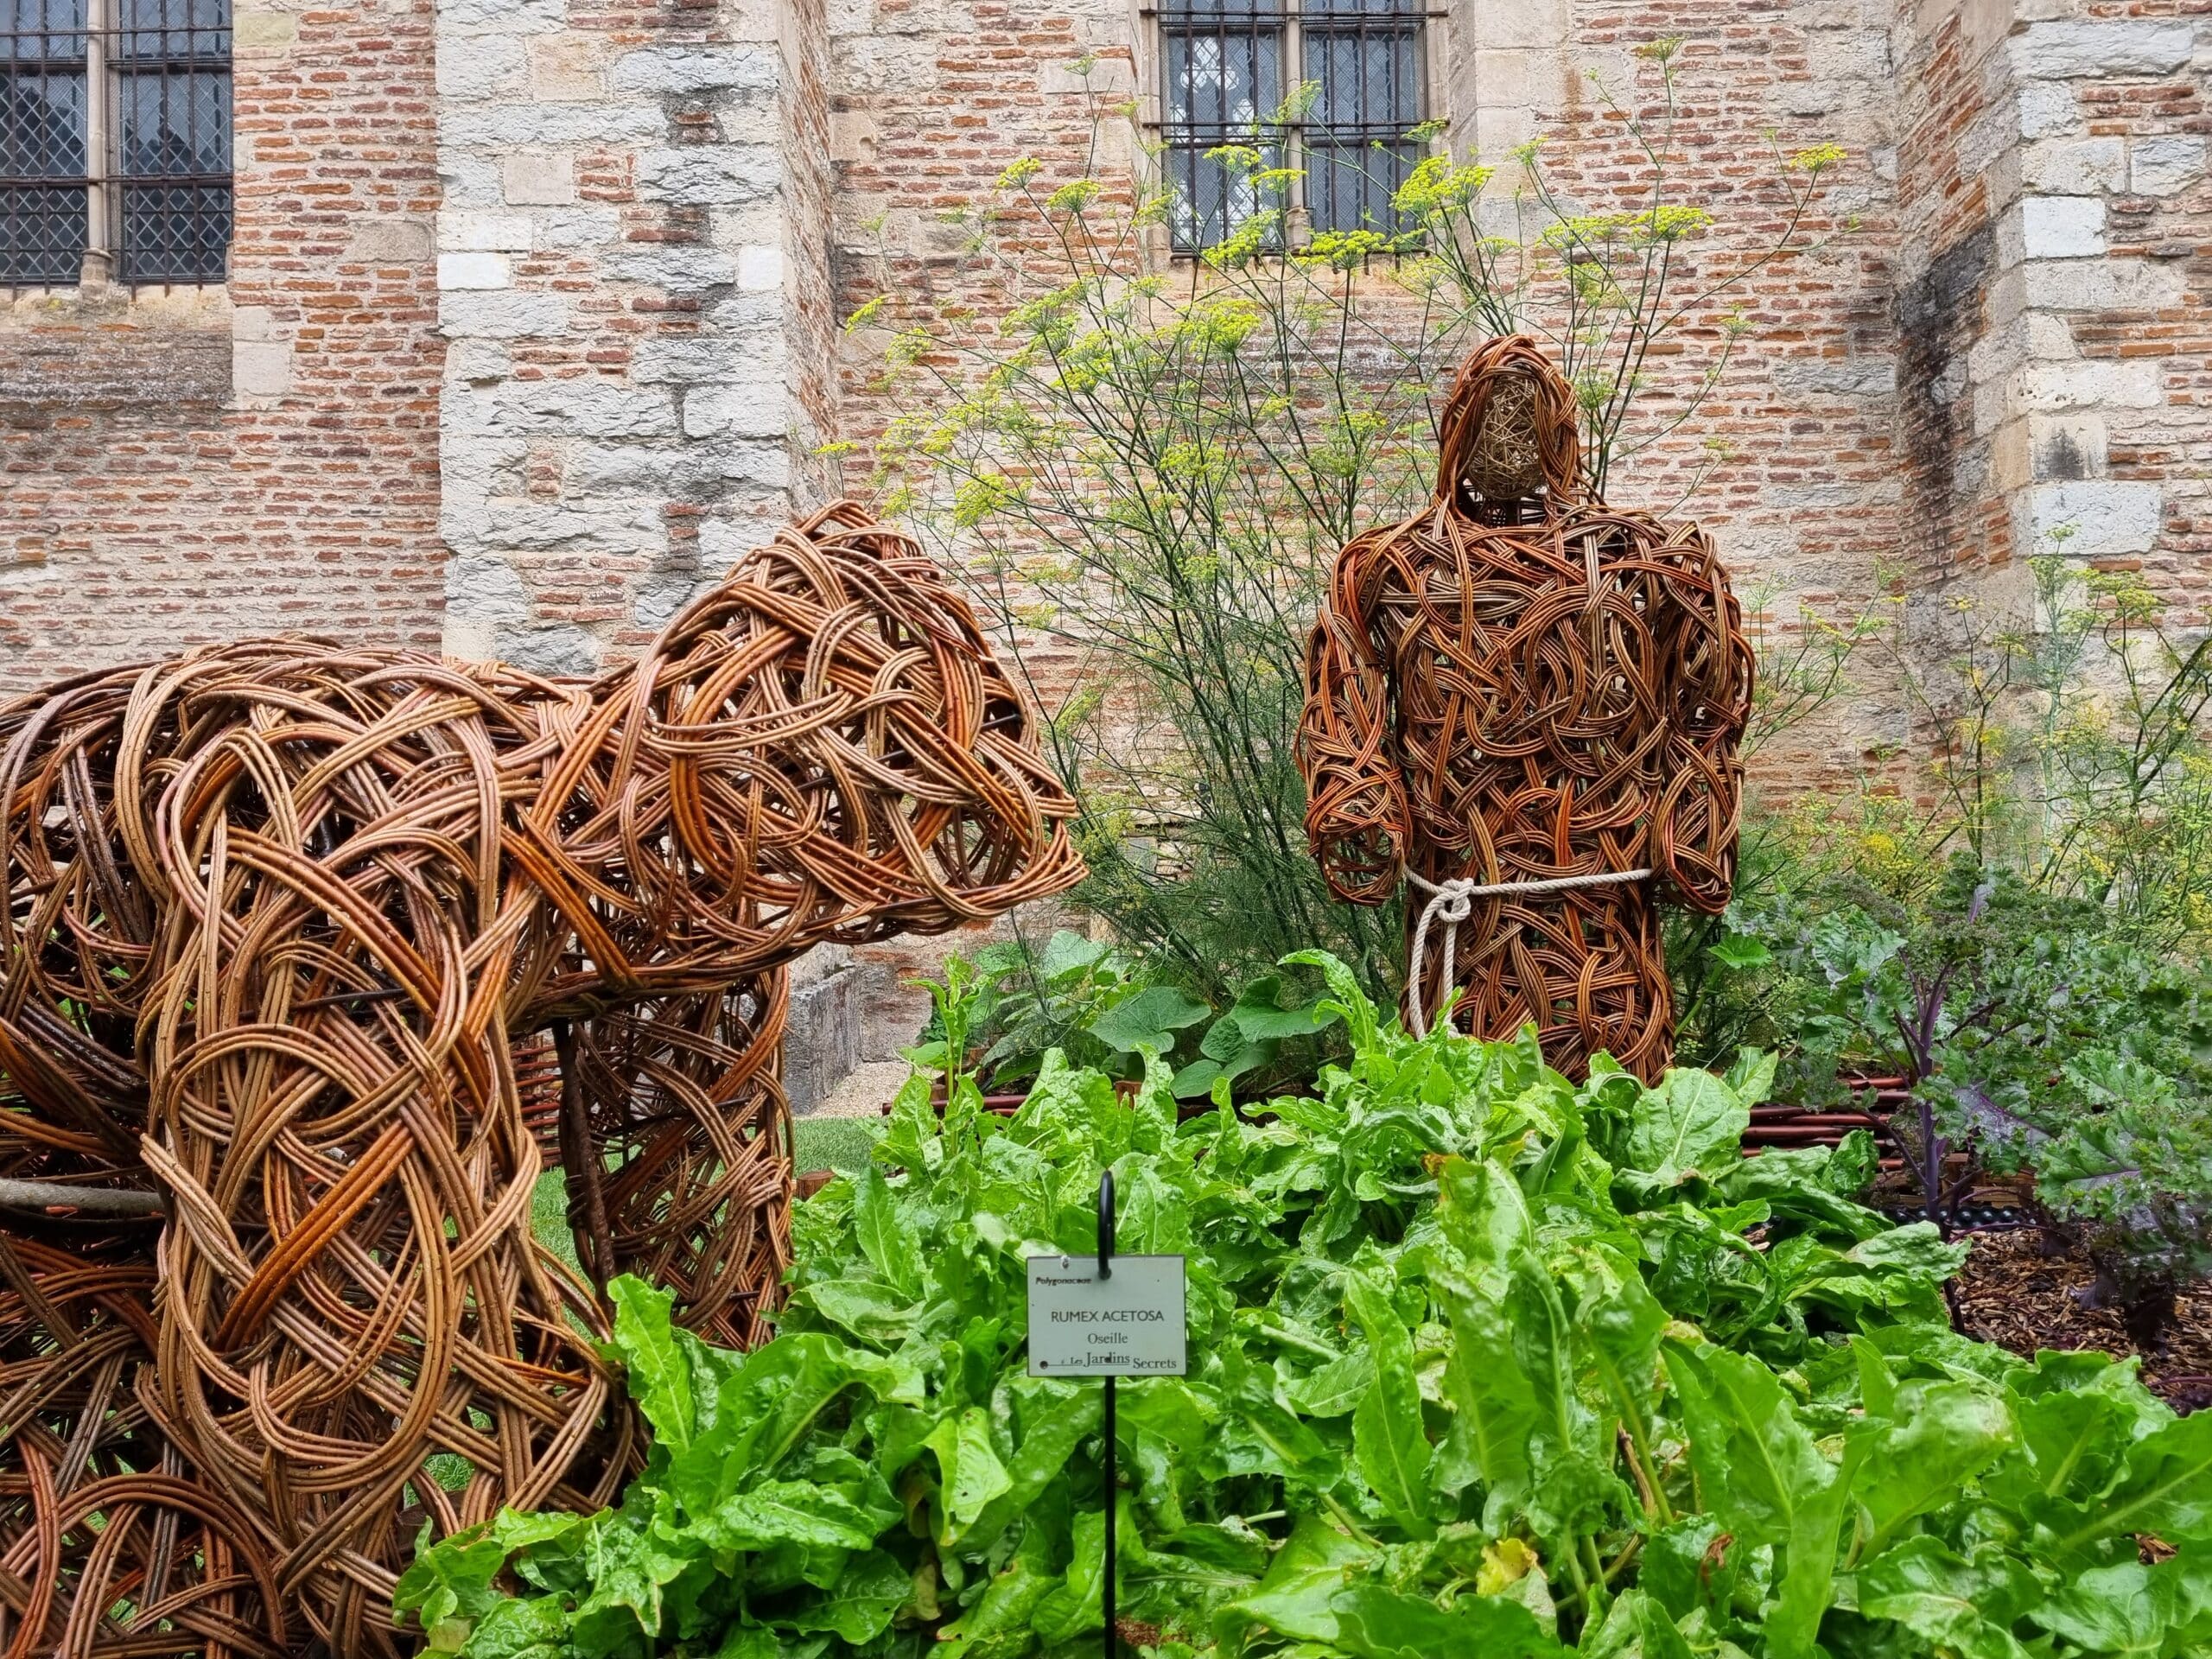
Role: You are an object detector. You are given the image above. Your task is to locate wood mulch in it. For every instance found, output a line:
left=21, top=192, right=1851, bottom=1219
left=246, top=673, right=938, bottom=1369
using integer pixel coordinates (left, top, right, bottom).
left=1952, top=1229, right=2212, bottom=1414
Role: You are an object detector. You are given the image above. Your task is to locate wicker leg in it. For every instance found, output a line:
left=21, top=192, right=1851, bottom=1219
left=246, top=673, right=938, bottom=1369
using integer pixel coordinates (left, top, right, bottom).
left=143, top=953, right=638, bottom=1654
left=566, top=979, right=794, bottom=1351
left=552, top=1018, right=617, bottom=1302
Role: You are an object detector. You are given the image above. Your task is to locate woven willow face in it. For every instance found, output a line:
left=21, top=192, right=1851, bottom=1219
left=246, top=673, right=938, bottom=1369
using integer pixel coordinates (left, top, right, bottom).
left=632, top=517, right=1083, bottom=961
left=1460, top=371, right=1545, bottom=506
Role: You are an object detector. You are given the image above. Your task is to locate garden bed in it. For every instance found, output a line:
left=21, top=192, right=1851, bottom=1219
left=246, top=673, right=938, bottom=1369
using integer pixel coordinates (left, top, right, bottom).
left=1955, top=1227, right=2212, bottom=1414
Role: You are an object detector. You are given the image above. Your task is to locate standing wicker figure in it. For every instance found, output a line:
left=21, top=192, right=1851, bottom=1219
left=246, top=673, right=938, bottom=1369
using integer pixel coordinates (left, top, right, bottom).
left=1298, top=336, right=1752, bottom=1082
left=0, top=501, right=1082, bottom=1656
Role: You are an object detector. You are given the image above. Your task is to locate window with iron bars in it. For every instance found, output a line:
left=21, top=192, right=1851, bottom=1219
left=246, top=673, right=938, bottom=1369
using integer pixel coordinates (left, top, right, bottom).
left=1, top=0, right=230, bottom=286
left=1157, top=0, right=1427, bottom=255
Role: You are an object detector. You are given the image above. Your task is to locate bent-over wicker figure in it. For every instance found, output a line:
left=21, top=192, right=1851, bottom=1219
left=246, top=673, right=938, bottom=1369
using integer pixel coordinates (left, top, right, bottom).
left=0, top=501, right=1082, bottom=1655
left=1298, top=336, right=1752, bottom=1082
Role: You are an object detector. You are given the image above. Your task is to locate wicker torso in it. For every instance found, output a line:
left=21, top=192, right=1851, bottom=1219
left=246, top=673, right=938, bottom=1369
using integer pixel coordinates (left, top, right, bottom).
left=1300, top=337, right=1752, bottom=1083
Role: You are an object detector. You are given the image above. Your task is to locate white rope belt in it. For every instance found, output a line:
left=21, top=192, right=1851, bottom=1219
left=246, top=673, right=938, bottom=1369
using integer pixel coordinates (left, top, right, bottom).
left=1404, top=867, right=1651, bottom=1038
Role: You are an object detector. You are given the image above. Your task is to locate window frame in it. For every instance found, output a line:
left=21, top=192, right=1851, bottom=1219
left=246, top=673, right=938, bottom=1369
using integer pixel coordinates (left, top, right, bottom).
left=1143, top=0, right=1446, bottom=258
left=1, top=0, right=232, bottom=289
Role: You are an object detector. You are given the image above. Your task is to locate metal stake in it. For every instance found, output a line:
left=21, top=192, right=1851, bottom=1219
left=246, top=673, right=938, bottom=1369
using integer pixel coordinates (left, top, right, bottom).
left=1099, top=1167, right=1116, bottom=1659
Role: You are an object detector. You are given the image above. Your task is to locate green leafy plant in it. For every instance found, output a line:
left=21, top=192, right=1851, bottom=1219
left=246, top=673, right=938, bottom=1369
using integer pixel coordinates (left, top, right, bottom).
left=1970, top=1047, right=2212, bottom=1345
left=1718, top=550, right=2212, bottom=1339
left=910, top=932, right=1342, bottom=1102
left=397, top=957, right=2212, bottom=1659
left=1732, top=842, right=2212, bottom=1334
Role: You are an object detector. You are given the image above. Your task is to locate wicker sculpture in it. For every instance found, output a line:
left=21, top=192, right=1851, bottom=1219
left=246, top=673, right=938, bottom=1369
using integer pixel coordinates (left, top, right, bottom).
left=0, top=500, right=1082, bottom=1656
left=1299, top=335, right=1752, bottom=1082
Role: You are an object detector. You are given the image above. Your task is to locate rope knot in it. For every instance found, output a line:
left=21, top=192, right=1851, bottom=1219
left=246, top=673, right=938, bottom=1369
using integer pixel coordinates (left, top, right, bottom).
left=1428, top=877, right=1475, bottom=925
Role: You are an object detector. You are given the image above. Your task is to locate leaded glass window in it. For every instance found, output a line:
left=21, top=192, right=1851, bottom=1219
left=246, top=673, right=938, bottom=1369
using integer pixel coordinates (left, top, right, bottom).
left=1159, top=0, right=1427, bottom=254
left=117, top=0, right=229, bottom=281
left=0, top=0, right=229, bottom=285
left=1, top=0, right=89, bottom=283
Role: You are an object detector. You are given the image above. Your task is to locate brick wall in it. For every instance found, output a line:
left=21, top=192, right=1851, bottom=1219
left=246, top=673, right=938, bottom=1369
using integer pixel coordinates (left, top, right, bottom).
left=0, top=0, right=446, bottom=691
left=1520, top=3, right=1909, bottom=780
left=823, top=0, right=1132, bottom=1050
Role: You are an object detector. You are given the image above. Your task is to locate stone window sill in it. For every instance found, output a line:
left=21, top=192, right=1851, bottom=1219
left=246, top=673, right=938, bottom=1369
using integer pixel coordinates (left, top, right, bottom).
left=0, top=283, right=235, bottom=405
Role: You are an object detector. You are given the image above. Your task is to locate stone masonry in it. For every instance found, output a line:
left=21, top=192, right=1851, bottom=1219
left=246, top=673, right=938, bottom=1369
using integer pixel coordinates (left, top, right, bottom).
left=1893, top=0, right=2208, bottom=607
left=2001, top=9, right=2209, bottom=613
left=433, top=0, right=835, bottom=674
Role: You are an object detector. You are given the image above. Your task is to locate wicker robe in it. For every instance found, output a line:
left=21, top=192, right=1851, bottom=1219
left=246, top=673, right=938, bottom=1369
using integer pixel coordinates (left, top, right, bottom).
left=1299, top=336, right=1752, bottom=1083
left=0, top=502, right=1082, bottom=1656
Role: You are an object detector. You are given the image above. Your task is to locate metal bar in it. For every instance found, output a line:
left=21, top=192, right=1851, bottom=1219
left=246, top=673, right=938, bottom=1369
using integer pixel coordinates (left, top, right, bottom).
left=1, top=24, right=226, bottom=36
left=1283, top=0, right=1306, bottom=247
left=81, top=0, right=111, bottom=283
left=1099, top=1166, right=1116, bottom=1659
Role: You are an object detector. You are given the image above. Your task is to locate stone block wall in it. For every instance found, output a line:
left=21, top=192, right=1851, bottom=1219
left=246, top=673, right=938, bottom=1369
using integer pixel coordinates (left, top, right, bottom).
left=785, top=948, right=865, bottom=1114
left=1893, top=0, right=2015, bottom=586
left=2002, top=6, right=2209, bottom=615
left=1885, top=0, right=2209, bottom=645
left=432, top=0, right=833, bottom=674
left=0, top=0, right=446, bottom=690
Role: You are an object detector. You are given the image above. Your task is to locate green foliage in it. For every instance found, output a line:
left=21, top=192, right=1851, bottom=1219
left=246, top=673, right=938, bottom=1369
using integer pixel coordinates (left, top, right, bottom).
left=1894, top=553, right=2212, bottom=942
left=397, top=959, right=2205, bottom=1659
left=1737, top=857, right=2212, bottom=1281
left=1666, top=592, right=1890, bottom=1070
left=1649, top=550, right=2212, bottom=1319
left=859, top=61, right=1847, bottom=1004
left=1682, top=556, right=2212, bottom=1315
left=794, top=1119, right=887, bottom=1179
left=906, top=931, right=1343, bottom=1101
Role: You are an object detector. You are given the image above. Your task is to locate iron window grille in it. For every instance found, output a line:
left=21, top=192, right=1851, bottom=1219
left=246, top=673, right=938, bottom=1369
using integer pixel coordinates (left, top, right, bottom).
left=1, top=0, right=230, bottom=286
left=1155, top=0, right=1429, bottom=255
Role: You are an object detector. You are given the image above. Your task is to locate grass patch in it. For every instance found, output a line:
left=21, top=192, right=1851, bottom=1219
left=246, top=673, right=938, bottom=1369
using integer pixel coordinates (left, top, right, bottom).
left=794, top=1115, right=883, bottom=1176
left=532, top=1166, right=584, bottom=1273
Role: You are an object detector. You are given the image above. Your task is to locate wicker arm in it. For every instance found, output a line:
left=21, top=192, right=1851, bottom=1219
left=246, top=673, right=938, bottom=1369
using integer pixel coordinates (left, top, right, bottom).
left=1651, top=537, right=1756, bottom=913
left=1298, top=544, right=1409, bottom=906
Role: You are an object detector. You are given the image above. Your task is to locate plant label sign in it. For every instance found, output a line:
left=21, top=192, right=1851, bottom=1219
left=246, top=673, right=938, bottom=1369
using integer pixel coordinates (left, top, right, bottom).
left=1026, top=1255, right=1187, bottom=1377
